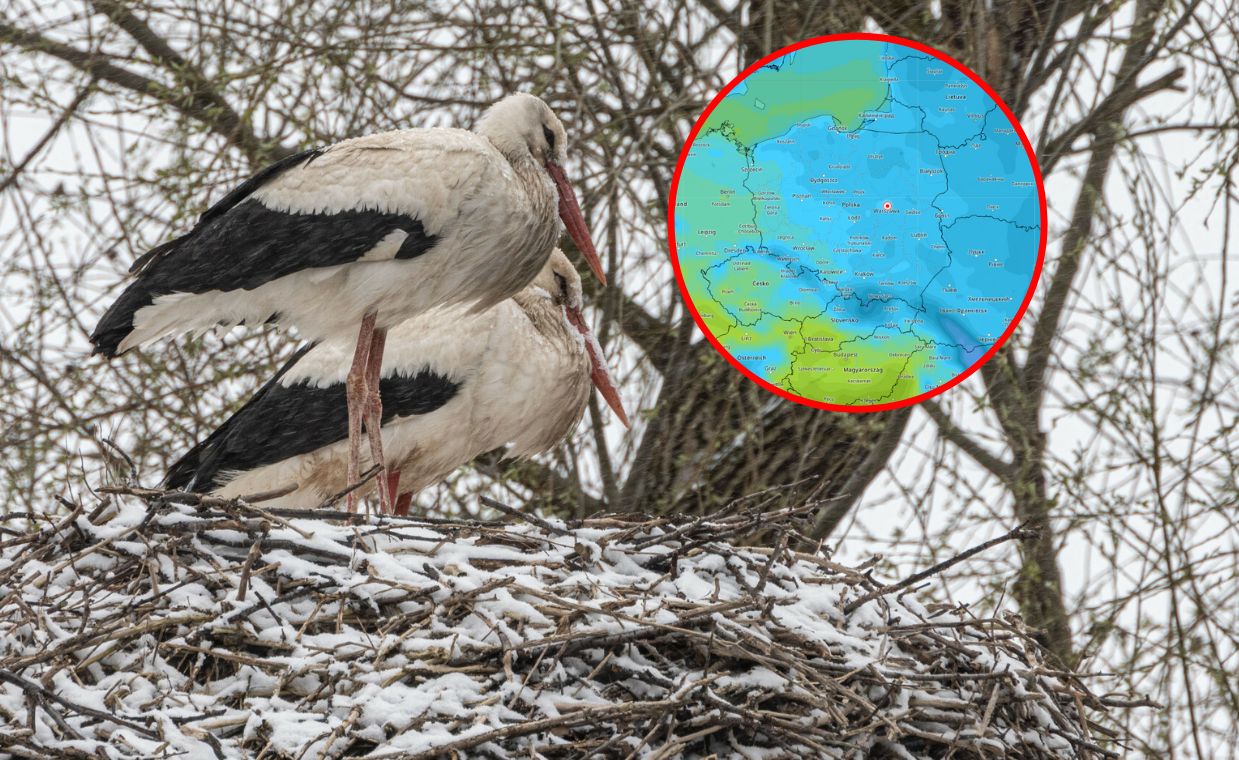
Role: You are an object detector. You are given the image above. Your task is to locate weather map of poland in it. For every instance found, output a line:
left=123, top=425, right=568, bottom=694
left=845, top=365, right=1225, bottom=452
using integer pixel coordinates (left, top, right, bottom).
left=671, top=35, right=1045, bottom=410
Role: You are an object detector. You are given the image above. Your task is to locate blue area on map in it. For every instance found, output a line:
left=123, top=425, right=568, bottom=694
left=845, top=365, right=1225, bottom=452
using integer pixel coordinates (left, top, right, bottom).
left=676, top=39, right=1041, bottom=404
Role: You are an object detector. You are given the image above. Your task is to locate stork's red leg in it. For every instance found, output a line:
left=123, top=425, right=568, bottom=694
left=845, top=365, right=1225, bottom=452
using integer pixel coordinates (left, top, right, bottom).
left=385, top=471, right=401, bottom=507
left=386, top=471, right=412, bottom=516
left=364, top=326, right=390, bottom=512
left=394, top=492, right=412, bottom=517
left=345, top=313, right=377, bottom=514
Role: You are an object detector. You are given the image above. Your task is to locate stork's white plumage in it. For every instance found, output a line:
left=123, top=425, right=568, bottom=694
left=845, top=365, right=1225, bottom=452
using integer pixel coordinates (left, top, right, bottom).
left=164, top=250, right=627, bottom=511
left=92, top=93, right=603, bottom=511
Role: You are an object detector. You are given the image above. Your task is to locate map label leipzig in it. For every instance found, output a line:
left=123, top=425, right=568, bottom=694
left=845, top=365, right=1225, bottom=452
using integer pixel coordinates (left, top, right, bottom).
left=669, top=33, right=1047, bottom=411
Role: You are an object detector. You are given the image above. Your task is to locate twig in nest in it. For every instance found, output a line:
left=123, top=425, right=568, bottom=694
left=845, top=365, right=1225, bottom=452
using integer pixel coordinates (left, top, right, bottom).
left=236, top=484, right=300, bottom=504
left=317, top=464, right=382, bottom=510
left=480, top=495, right=569, bottom=536
left=0, top=669, right=158, bottom=739
left=95, top=434, right=139, bottom=483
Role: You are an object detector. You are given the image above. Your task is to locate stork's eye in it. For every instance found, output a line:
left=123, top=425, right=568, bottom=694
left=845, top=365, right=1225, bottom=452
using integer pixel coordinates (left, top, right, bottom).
left=552, top=272, right=568, bottom=300
left=542, top=125, right=556, bottom=152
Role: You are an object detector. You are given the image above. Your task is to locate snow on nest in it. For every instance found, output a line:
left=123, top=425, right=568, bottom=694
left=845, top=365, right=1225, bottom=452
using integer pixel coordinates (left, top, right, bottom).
left=0, top=488, right=1128, bottom=759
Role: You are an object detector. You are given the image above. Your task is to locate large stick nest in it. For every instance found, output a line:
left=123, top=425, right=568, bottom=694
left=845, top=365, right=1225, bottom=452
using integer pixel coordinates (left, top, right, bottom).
left=0, top=488, right=1133, bottom=759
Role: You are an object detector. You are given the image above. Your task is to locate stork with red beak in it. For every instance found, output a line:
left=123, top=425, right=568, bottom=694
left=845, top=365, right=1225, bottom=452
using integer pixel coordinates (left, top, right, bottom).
left=163, top=249, right=627, bottom=511
left=91, top=93, right=602, bottom=511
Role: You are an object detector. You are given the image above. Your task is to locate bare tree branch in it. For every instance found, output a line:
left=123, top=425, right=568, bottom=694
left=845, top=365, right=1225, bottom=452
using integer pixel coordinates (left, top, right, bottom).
left=0, top=82, right=93, bottom=195
left=0, top=17, right=285, bottom=165
left=921, top=400, right=1014, bottom=483
left=812, top=405, right=913, bottom=539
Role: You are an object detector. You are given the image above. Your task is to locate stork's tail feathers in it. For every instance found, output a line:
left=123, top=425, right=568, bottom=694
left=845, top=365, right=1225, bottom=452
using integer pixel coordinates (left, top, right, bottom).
left=91, top=148, right=324, bottom=359
left=89, top=280, right=157, bottom=358
left=163, top=438, right=208, bottom=492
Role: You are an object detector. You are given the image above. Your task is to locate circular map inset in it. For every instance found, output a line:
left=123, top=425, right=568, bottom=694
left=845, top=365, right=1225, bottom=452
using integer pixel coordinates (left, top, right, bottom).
left=670, top=34, right=1046, bottom=411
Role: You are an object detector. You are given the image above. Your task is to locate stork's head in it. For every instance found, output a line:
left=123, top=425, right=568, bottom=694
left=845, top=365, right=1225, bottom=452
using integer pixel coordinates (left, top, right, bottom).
left=476, top=94, right=606, bottom=286
left=476, top=93, right=568, bottom=165
left=534, top=249, right=629, bottom=428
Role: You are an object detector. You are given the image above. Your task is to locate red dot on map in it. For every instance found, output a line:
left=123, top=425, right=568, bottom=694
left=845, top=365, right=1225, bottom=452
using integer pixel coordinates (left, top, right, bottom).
left=883, top=201, right=893, bottom=210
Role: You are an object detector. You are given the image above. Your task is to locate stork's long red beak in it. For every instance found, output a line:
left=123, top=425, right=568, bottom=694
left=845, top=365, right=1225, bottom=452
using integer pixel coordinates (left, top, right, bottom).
left=564, top=305, right=629, bottom=428
left=545, top=161, right=606, bottom=286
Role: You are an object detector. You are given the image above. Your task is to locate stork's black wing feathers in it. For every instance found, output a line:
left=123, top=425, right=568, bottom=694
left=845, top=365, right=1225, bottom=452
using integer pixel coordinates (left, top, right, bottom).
left=91, top=146, right=440, bottom=357
left=165, top=352, right=461, bottom=494
left=164, top=344, right=314, bottom=492
left=198, top=148, right=326, bottom=226
left=129, top=147, right=326, bottom=275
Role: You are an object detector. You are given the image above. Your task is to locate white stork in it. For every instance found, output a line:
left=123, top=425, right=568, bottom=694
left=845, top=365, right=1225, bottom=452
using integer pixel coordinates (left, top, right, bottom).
left=91, top=93, right=604, bottom=511
left=163, top=249, right=627, bottom=512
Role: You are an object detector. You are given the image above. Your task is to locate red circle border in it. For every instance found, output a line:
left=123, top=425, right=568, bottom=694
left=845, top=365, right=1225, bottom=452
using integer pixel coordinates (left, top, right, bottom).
left=666, top=32, right=1049, bottom=413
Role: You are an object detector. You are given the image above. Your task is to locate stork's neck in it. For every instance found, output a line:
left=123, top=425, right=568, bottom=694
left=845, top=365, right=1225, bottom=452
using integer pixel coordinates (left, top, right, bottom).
left=477, top=126, right=534, bottom=169
left=508, top=153, right=558, bottom=242
left=506, top=150, right=545, bottom=189
left=512, top=292, right=577, bottom=350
